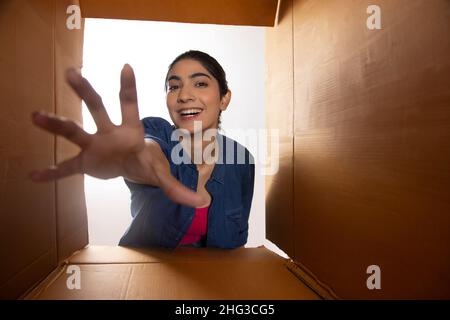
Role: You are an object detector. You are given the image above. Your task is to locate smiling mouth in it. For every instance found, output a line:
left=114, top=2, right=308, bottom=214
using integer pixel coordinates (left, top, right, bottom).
left=179, top=108, right=203, bottom=120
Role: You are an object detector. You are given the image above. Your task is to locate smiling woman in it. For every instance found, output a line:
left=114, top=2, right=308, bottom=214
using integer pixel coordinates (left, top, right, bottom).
left=31, top=50, right=255, bottom=250
left=120, top=51, right=255, bottom=249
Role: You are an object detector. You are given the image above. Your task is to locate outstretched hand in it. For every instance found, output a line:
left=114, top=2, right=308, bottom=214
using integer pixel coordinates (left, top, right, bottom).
left=30, top=65, right=207, bottom=208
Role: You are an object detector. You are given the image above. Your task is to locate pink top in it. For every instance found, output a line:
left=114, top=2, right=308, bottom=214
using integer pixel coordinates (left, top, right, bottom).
left=179, top=206, right=209, bottom=245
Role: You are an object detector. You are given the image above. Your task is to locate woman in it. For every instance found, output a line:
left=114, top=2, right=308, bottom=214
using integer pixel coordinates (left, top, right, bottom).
left=30, top=50, right=255, bottom=249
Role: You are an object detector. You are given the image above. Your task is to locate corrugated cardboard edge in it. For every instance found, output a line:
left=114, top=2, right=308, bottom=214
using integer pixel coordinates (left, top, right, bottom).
left=285, top=259, right=340, bottom=300
left=19, top=261, right=67, bottom=300
left=20, top=246, right=87, bottom=300
left=273, top=0, right=281, bottom=26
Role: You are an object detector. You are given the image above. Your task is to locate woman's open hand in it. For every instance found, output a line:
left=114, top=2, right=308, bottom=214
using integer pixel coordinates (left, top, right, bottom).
left=30, top=65, right=207, bottom=208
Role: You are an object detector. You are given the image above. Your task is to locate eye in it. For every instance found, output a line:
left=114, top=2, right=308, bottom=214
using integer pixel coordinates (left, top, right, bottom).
left=196, top=82, right=208, bottom=87
left=168, top=85, right=179, bottom=91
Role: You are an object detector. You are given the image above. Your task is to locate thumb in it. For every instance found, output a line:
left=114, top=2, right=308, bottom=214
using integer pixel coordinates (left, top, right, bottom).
left=158, top=171, right=206, bottom=208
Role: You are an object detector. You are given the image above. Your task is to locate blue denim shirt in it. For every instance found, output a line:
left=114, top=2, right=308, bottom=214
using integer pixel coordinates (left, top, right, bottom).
left=118, top=117, right=255, bottom=249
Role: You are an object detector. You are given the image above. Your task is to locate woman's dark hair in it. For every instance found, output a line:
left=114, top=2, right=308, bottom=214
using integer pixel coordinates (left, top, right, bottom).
left=164, top=50, right=229, bottom=129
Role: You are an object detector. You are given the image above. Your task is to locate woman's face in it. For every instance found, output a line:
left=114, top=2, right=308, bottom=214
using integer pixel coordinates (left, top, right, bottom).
left=166, top=59, right=230, bottom=134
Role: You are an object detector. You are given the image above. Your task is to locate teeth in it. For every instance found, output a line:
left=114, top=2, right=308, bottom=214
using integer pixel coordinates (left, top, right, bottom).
left=180, top=108, right=202, bottom=116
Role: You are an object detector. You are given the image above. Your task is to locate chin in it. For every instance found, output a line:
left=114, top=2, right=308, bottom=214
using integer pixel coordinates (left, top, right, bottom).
left=177, top=119, right=212, bottom=134
left=172, top=122, right=198, bottom=136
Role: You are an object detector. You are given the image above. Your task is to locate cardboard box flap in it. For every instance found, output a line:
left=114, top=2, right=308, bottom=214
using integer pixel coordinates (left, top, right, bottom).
left=79, top=0, right=280, bottom=27
left=68, top=245, right=288, bottom=264
left=265, top=0, right=295, bottom=259
left=0, top=0, right=58, bottom=300
left=26, top=246, right=321, bottom=300
left=54, top=0, right=89, bottom=263
left=1, top=0, right=87, bottom=299
left=266, top=0, right=450, bottom=299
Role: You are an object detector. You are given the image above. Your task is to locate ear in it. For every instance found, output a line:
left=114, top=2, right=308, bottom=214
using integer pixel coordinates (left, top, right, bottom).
left=219, top=90, right=231, bottom=111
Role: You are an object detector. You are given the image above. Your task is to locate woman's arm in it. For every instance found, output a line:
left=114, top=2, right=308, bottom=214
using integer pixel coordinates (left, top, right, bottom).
left=30, top=64, right=206, bottom=208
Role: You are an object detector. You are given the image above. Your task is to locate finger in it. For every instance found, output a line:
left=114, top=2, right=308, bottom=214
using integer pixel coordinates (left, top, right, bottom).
left=66, top=68, right=115, bottom=132
left=29, top=155, right=82, bottom=182
left=119, top=64, right=141, bottom=127
left=32, top=111, right=91, bottom=148
left=158, top=171, right=206, bottom=208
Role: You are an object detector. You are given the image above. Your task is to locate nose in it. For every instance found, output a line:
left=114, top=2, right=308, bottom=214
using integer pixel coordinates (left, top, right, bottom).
left=177, top=86, right=195, bottom=103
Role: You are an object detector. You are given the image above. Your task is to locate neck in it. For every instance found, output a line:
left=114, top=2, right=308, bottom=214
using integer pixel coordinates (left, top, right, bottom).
left=180, top=129, right=219, bottom=168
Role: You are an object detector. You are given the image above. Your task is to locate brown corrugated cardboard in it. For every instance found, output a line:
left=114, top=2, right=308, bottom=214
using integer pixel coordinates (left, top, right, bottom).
left=79, top=0, right=279, bottom=27
left=24, top=246, right=320, bottom=300
left=2, top=0, right=449, bottom=300
left=54, top=0, right=89, bottom=264
left=266, top=0, right=450, bottom=299
left=265, top=0, right=295, bottom=260
left=67, top=245, right=285, bottom=264
left=0, top=0, right=58, bottom=300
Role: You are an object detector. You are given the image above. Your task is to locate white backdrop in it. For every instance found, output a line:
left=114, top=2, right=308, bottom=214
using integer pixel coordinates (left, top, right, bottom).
left=82, top=18, right=276, bottom=251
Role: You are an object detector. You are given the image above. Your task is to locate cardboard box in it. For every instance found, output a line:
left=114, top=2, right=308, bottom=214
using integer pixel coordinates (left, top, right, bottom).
left=1, top=0, right=449, bottom=300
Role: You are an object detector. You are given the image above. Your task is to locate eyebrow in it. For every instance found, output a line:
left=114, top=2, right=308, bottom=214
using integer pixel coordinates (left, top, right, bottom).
left=167, top=72, right=212, bottom=82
